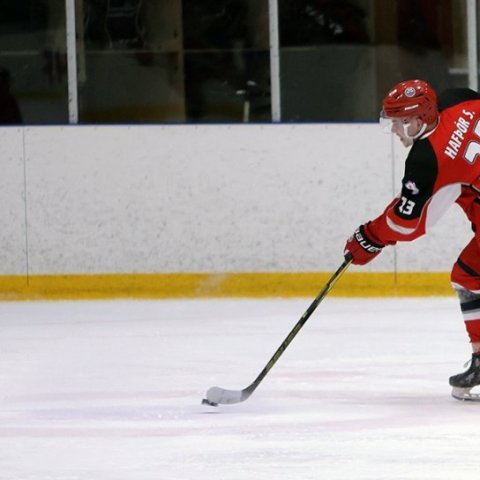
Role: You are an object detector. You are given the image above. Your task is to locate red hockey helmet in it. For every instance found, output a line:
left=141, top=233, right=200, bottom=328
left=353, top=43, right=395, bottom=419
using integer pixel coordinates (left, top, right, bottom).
left=382, top=80, right=438, bottom=125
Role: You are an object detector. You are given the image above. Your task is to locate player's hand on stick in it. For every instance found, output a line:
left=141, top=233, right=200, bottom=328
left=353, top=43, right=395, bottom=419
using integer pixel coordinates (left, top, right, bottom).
left=344, top=223, right=384, bottom=265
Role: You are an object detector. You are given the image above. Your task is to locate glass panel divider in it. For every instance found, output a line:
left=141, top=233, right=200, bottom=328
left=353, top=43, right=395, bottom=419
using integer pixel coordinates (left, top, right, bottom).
left=66, top=0, right=79, bottom=124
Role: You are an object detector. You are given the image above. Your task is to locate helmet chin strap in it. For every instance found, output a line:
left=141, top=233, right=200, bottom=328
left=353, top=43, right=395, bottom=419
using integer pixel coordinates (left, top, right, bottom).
left=402, top=121, right=427, bottom=141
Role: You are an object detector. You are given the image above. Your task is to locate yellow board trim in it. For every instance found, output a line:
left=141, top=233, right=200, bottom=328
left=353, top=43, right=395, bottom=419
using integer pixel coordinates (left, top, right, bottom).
left=0, top=272, right=454, bottom=301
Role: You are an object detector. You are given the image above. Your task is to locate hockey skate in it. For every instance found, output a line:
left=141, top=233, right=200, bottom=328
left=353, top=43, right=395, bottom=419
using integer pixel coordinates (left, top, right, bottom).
left=449, top=353, right=480, bottom=401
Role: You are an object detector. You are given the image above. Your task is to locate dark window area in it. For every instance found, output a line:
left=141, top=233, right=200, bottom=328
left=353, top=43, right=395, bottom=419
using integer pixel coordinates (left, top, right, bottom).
left=0, top=0, right=69, bottom=124
left=278, top=0, right=466, bottom=122
left=0, top=0, right=473, bottom=124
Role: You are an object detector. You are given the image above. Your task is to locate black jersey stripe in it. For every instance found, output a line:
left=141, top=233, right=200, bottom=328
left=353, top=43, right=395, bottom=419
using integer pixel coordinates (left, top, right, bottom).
left=438, top=88, right=480, bottom=112
left=457, top=258, right=480, bottom=278
left=461, top=298, right=480, bottom=312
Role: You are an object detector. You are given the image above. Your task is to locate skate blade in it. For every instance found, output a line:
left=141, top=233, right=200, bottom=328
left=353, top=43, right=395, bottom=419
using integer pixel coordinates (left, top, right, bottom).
left=451, top=386, right=480, bottom=402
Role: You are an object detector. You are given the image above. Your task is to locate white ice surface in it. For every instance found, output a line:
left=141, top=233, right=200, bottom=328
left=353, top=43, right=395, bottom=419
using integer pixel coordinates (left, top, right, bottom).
left=1, top=297, right=479, bottom=480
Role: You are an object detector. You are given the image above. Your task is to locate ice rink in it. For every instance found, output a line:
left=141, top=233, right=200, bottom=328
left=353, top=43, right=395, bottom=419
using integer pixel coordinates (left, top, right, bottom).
left=1, top=297, right=480, bottom=480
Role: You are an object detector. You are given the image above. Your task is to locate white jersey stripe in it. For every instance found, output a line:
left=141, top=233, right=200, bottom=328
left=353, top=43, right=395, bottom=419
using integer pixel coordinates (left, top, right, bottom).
left=424, top=183, right=462, bottom=230
left=463, top=311, right=480, bottom=321
left=386, top=216, right=416, bottom=235
left=386, top=183, right=462, bottom=237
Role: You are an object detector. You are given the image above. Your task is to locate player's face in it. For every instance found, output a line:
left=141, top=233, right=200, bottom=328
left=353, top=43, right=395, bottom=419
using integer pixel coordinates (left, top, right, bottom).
left=390, top=116, right=423, bottom=147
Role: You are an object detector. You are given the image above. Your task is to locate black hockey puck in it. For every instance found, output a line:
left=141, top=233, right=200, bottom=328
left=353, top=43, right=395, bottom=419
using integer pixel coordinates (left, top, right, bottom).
left=201, top=398, right=218, bottom=407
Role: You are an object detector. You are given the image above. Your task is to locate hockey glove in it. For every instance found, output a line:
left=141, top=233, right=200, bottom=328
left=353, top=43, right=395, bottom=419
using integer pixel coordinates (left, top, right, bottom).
left=344, top=223, right=384, bottom=265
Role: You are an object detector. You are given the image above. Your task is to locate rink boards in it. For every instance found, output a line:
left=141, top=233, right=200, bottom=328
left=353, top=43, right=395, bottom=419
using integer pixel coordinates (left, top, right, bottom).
left=0, top=271, right=453, bottom=300
left=0, top=125, right=470, bottom=299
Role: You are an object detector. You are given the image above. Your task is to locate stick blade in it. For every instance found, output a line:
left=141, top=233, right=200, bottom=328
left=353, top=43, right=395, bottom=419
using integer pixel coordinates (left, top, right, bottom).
left=204, top=386, right=250, bottom=405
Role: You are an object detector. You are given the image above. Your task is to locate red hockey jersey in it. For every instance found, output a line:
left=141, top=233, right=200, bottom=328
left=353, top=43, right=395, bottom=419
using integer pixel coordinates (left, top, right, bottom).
left=369, top=88, right=480, bottom=245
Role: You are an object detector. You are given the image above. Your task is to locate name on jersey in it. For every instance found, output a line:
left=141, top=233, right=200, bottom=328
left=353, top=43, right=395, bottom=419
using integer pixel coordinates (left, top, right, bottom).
left=444, top=109, right=475, bottom=160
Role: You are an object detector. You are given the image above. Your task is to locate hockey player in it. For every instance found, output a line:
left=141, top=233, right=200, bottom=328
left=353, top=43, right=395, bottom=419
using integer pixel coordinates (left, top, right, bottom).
left=344, top=79, right=480, bottom=401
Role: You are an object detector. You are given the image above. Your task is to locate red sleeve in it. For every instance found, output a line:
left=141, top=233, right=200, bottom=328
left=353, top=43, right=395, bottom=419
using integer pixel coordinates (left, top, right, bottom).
left=367, top=137, right=440, bottom=245
left=367, top=197, right=428, bottom=245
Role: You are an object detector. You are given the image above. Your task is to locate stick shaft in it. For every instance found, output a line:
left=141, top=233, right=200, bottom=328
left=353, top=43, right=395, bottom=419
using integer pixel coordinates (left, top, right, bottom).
left=246, top=256, right=352, bottom=395
left=203, top=256, right=352, bottom=405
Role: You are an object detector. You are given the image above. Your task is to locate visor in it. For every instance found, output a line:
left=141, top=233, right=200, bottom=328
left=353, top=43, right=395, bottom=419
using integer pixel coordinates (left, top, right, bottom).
left=379, top=110, right=394, bottom=133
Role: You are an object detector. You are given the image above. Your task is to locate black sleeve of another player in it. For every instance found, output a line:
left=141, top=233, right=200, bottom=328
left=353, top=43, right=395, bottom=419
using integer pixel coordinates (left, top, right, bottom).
left=394, top=139, right=438, bottom=220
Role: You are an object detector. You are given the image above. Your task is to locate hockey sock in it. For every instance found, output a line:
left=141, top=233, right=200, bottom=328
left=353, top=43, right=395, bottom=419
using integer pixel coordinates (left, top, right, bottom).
left=456, top=288, right=480, bottom=342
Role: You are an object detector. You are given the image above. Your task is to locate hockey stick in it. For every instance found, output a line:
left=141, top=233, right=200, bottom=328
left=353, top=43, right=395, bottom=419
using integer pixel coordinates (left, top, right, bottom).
left=201, top=255, right=353, bottom=406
